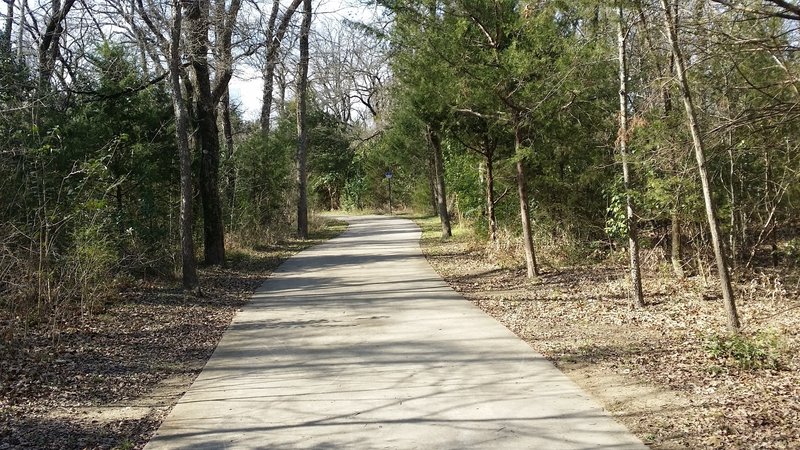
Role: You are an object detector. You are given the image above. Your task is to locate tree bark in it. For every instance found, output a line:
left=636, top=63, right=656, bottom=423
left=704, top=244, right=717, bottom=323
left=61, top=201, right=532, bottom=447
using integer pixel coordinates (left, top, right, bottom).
left=295, top=0, right=311, bottom=239
left=4, top=0, right=13, bottom=53
left=514, top=119, right=538, bottom=278
left=260, top=0, right=304, bottom=133
left=37, top=0, right=76, bottom=89
left=221, top=88, right=236, bottom=217
left=671, top=208, right=685, bottom=277
left=485, top=147, right=498, bottom=243
left=185, top=0, right=225, bottom=266
left=660, top=0, right=740, bottom=332
left=16, top=0, right=25, bottom=63
left=168, top=0, right=199, bottom=292
left=428, top=152, right=438, bottom=217
left=617, top=6, right=645, bottom=307
left=427, top=126, right=452, bottom=238
left=260, top=0, right=280, bottom=133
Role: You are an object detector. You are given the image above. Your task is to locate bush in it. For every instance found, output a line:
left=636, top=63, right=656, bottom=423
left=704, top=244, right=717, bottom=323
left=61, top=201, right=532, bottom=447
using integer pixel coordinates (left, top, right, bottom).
left=231, top=131, right=295, bottom=245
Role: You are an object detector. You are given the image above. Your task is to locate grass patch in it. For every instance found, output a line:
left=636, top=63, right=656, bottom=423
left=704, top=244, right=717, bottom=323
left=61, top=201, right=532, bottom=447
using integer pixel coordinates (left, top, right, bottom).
left=704, top=331, right=783, bottom=370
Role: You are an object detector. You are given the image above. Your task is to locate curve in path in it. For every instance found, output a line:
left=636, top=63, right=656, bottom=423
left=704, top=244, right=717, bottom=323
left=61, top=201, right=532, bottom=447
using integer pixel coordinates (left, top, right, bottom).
left=146, top=215, right=646, bottom=449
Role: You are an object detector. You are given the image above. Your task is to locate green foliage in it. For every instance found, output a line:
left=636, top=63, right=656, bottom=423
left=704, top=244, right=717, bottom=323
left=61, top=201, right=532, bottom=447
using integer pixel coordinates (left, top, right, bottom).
left=232, top=123, right=295, bottom=244
left=1, top=43, right=178, bottom=322
left=704, top=332, right=783, bottom=371
left=443, top=143, right=482, bottom=221
left=605, top=187, right=628, bottom=241
left=59, top=44, right=178, bottom=270
left=379, top=0, right=623, bottom=248
left=308, top=108, right=356, bottom=210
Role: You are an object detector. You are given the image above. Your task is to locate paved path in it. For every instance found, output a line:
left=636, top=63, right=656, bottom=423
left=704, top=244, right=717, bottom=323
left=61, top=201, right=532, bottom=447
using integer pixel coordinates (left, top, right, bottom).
left=146, top=216, right=646, bottom=449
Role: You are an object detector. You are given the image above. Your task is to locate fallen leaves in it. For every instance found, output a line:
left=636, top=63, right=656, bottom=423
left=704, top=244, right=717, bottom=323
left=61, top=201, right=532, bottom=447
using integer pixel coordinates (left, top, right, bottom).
left=419, top=225, right=800, bottom=450
left=0, top=222, right=347, bottom=449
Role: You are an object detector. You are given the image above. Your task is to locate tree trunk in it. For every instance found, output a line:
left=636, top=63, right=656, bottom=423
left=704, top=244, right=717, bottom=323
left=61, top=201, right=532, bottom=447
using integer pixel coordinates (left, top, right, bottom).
left=16, top=0, right=25, bottom=63
left=671, top=208, right=685, bottom=277
left=485, top=149, right=498, bottom=243
left=260, top=0, right=304, bottom=133
left=428, top=152, right=438, bottom=217
left=198, top=99, right=225, bottom=265
left=221, top=88, right=236, bottom=216
left=4, top=0, right=14, bottom=52
left=168, top=0, right=199, bottom=292
left=637, top=0, right=684, bottom=279
left=428, top=126, right=452, bottom=238
left=295, top=0, right=311, bottom=239
left=660, top=0, right=740, bottom=333
left=261, top=59, right=278, bottom=133
left=728, top=144, right=738, bottom=269
left=37, top=0, right=76, bottom=89
left=185, top=0, right=225, bottom=266
left=764, top=150, right=778, bottom=267
left=514, top=120, right=538, bottom=278
left=260, top=0, right=280, bottom=133
left=617, top=6, right=644, bottom=307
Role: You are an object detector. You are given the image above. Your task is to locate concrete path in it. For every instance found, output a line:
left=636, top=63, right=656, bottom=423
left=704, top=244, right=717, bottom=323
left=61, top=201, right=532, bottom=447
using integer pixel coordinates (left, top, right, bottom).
left=146, top=216, right=646, bottom=449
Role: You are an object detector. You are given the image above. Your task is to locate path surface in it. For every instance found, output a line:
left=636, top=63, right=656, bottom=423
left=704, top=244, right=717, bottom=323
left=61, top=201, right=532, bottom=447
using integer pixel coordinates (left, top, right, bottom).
left=146, top=216, right=646, bottom=449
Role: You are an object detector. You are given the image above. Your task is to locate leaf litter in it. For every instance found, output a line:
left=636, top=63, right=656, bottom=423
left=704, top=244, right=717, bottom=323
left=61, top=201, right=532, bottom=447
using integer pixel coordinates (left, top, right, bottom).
left=419, top=225, right=800, bottom=450
left=0, top=221, right=348, bottom=449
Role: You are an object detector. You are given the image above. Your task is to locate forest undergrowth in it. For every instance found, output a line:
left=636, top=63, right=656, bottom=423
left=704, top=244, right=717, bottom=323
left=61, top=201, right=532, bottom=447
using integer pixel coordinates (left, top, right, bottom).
left=0, top=219, right=348, bottom=450
left=416, top=216, right=800, bottom=450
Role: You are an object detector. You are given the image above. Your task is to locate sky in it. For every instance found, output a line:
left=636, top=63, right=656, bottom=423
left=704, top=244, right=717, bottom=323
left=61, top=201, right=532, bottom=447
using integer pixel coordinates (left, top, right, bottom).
left=228, top=0, right=384, bottom=121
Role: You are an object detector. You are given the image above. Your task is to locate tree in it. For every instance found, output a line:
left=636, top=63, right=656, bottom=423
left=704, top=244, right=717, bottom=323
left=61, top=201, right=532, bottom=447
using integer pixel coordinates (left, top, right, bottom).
left=383, top=0, right=454, bottom=237
left=514, top=115, right=539, bottom=277
left=184, top=0, right=242, bottom=266
left=428, top=123, right=452, bottom=237
left=660, top=0, right=740, bottom=332
left=37, top=0, right=77, bottom=89
left=169, top=0, right=198, bottom=291
left=308, top=108, right=354, bottom=210
left=632, top=0, right=687, bottom=279
left=3, top=0, right=13, bottom=52
left=261, top=0, right=304, bottom=133
left=295, top=0, right=311, bottom=239
left=617, top=5, right=644, bottom=307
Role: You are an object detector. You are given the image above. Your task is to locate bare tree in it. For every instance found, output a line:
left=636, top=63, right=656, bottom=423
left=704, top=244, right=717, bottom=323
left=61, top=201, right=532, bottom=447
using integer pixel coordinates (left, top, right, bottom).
left=634, top=0, right=685, bottom=279
left=261, top=0, right=303, bottom=133
left=310, top=21, right=389, bottom=126
left=168, top=0, right=199, bottom=291
left=617, top=5, right=644, bottom=307
left=3, top=0, right=13, bottom=52
left=37, top=0, right=77, bottom=89
left=660, top=0, right=740, bottom=333
left=15, top=0, right=25, bottom=63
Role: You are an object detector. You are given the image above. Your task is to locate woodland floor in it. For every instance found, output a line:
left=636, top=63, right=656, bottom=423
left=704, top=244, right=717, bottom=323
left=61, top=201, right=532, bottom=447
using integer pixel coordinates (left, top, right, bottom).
left=0, top=220, right=348, bottom=450
left=3, top=216, right=798, bottom=449
left=416, top=216, right=800, bottom=450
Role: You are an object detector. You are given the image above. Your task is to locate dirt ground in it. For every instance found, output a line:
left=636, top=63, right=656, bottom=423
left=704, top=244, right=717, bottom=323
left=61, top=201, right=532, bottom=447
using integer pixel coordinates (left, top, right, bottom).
left=417, top=219, right=800, bottom=449
left=2, top=216, right=798, bottom=449
left=0, top=221, right=347, bottom=450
